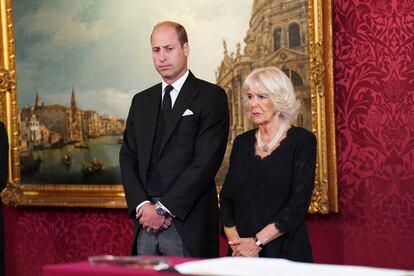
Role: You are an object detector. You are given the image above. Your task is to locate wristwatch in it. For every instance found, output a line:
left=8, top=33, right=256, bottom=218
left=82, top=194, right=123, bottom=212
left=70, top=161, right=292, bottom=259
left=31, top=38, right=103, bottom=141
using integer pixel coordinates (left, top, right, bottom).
left=253, top=236, right=264, bottom=249
left=155, top=201, right=169, bottom=217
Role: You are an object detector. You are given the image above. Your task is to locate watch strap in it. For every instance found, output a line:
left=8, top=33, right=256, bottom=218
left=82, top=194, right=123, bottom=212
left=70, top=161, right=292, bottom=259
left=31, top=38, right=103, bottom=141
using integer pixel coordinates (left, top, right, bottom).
left=253, top=236, right=264, bottom=249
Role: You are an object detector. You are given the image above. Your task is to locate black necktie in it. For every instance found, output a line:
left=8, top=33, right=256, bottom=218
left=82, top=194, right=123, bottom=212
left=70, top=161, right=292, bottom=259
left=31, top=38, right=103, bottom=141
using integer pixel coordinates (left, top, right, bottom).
left=163, top=85, right=173, bottom=121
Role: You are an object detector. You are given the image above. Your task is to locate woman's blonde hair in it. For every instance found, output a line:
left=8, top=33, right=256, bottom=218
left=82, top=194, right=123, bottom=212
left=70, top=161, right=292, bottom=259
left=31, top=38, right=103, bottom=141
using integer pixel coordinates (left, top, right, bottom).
left=242, top=66, right=300, bottom=124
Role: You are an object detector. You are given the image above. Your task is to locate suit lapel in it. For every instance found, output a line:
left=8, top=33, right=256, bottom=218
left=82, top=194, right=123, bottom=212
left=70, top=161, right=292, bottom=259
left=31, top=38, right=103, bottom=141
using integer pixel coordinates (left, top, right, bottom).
left=138, top=84, right=161, bottom=176
left=159, top=72, right=199, bottom=156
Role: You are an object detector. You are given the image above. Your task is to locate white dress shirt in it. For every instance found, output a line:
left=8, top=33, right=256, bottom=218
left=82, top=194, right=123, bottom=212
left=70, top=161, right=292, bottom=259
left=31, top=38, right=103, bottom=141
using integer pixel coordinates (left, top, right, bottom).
left=161, top=70, right=189, bottom=108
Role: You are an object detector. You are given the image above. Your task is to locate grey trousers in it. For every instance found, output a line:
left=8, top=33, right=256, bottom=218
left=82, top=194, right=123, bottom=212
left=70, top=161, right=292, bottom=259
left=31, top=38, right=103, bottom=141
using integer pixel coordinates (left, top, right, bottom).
left=136, top=222, right=191, bottom=256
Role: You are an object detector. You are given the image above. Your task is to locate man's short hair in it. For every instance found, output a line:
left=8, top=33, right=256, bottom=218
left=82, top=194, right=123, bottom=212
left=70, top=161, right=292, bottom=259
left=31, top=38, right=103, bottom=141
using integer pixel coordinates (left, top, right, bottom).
left=152, top=21, right=188, bottom=46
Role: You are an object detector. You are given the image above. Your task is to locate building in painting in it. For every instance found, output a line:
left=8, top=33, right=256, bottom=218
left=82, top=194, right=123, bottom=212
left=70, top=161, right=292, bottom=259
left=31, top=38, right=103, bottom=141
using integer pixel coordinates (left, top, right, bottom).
left=20, top=99, right=68, bottom=150
left=20, top=114, right=50, bottom=151
left=99, top=115, right=125, bottom=136
left=216, top=0, right=311, bottom=143
left=68, top=88, right=84, bottom=143
left=20, top=89, right=125, bottom=151
left=82, top=110, right=100, bottom=138
left=214, top=0, right=310, bottom=186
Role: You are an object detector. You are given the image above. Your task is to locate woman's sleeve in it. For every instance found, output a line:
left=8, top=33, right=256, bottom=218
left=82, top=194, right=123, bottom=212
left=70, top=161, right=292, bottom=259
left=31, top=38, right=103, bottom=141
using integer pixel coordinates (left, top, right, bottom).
left=273, top=131, right=317, bottom=233
left=219, top=136, right=240, bottom=227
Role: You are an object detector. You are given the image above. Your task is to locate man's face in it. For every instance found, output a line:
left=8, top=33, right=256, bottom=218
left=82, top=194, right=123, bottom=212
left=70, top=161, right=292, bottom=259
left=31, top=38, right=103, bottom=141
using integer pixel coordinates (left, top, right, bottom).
left=151, top=26, right=189, bottom=84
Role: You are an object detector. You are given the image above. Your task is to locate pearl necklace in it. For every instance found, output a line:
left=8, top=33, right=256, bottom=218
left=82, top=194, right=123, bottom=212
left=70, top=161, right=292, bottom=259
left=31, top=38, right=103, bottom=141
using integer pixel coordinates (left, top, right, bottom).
left=256, top=120, right=288, bottom=152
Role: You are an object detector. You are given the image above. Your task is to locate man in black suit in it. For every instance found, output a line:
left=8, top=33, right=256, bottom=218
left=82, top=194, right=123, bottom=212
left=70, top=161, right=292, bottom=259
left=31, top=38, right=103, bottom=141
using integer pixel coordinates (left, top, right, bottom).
left=119, top=21, right=229, bottom=258
left=0, top=121, right=8, bottom=276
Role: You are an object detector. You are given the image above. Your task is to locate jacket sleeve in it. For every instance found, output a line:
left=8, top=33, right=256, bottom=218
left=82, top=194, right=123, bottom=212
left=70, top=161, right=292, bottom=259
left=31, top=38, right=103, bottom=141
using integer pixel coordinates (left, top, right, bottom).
left=273, top=132, right=317, bottom=233
left=119, top=95, right=149, bottom=218
left=219, top=136, right=240, bottom=227
left=161, top=88, right=229, bottom=220
left=0, top=122, right=8, bottom=190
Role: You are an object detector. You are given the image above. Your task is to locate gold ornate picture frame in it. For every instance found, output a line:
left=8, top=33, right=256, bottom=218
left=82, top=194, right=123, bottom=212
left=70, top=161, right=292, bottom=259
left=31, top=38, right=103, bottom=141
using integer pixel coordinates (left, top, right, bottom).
left=308, top=0, right=338, bottom=213
left=0, top=0, right=337, bottom=212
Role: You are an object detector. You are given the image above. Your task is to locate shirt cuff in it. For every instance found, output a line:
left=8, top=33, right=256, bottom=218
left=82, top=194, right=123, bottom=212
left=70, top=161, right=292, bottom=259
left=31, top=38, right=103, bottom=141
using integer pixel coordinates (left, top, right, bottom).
left=157, top=201, right=175, bottom=217
left=135, top=200, right=150, bottom=219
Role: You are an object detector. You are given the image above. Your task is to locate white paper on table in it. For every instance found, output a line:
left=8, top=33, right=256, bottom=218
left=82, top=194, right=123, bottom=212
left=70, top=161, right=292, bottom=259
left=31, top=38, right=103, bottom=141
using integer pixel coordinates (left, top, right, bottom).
left=174, top=257, right=411, bottom=276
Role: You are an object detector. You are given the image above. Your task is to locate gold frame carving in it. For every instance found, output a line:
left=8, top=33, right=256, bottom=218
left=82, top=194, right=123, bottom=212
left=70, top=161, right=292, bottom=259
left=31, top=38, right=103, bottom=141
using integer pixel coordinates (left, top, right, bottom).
left=308, top=0, right=338, bottom=213
left=1, top=0, right=337, bottom=212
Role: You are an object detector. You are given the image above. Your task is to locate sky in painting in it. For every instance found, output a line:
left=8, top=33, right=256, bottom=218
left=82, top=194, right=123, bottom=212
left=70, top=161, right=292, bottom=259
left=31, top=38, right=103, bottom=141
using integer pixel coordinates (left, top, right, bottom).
left=13, top=0, right=252, bottom=119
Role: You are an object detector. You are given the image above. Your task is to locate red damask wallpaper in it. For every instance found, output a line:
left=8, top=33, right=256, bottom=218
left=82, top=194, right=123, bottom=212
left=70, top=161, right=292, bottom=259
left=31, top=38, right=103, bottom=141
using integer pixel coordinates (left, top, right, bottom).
left=307, top=0, right=414, bottom=270
left=3, top=207, right=132, bottom=276
left=3, top=0, right=414, bottom=275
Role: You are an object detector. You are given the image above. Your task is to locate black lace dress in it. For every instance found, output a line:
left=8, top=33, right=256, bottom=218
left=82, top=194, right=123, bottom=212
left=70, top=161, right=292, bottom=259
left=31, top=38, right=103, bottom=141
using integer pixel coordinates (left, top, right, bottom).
left=220, top=126, right=316, bottom=262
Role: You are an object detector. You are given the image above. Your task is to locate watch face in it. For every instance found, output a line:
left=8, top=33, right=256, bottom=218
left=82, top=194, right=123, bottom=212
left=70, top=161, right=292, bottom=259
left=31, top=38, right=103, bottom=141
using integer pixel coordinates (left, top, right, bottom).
left=156, top=207, right=166, bottom=216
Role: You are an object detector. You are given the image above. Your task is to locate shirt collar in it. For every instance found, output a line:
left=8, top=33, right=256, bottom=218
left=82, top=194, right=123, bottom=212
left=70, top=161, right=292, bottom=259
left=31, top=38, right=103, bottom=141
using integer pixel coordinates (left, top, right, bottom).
left=161, top=70, right=189, bottom=93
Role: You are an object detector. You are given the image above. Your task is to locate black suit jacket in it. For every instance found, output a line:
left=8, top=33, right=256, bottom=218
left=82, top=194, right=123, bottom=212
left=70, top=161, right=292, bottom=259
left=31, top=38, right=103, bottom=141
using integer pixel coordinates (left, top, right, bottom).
left=0, top=122, right=7, bottom=192
left=119, top=72, right=229, bottom=257
left=0, top=121, right=8, bottom=258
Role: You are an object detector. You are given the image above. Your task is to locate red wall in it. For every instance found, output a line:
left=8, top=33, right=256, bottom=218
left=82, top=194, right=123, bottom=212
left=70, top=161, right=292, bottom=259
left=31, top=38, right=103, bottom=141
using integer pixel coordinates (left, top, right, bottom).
left=3, top=0, right=414, bottom=275
left=307, top=0, right=414, bottom=270
left=3, top=207, right=133, bottom=276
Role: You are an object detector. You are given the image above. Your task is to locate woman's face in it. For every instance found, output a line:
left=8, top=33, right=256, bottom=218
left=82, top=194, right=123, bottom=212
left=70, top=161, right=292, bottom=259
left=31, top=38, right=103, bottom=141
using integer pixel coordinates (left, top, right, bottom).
left=246, top=89, right=277, bottom=126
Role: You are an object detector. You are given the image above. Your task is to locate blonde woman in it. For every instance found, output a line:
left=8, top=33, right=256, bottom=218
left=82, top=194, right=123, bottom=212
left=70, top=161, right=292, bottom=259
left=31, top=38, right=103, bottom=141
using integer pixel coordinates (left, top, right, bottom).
left=220, top=67, right=316, bottom=261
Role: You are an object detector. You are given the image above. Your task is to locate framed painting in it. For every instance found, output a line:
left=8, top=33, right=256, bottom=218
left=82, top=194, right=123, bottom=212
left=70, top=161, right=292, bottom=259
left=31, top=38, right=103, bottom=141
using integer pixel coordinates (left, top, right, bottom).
left=0, top=0, right=337, bottom=213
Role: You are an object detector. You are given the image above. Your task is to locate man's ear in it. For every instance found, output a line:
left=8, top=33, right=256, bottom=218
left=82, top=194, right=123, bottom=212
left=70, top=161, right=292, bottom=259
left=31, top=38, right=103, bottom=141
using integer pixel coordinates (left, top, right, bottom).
left=183, top=42, right=190, bottom=57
